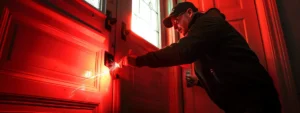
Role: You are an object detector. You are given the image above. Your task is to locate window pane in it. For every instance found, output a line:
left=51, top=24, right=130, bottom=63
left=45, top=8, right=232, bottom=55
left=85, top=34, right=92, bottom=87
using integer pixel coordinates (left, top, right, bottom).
left=142, top=0, right=151, bottom=4
left=150, top=11, right=158, bottom=30
left=132, top=16, right=148, bottom=37
left=132, top=0, right=139, bottom=14
left=132, top=0, right=160, bottom=47
left=85, top=0, right=100, bottom=9
left=150, top=0, right=157, bottom=12
left=148, top=30, right=159, bottom=47
left=140, top=1, right=151, bottom=22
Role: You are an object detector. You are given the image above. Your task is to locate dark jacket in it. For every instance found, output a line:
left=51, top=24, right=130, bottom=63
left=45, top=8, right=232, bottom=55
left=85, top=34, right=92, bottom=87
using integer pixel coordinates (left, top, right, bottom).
left=135, top=8, right=277, bottom=108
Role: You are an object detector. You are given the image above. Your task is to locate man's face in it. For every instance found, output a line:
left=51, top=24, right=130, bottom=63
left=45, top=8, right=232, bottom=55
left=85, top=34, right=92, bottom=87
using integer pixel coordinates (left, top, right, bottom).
left=171, top=8, right=194, bottom=36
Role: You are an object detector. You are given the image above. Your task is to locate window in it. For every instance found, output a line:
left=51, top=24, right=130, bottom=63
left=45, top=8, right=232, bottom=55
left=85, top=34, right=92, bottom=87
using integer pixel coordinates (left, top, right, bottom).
left=132, top=0, right=161, bottom=48
left=84, top=0, right=106, bottom=13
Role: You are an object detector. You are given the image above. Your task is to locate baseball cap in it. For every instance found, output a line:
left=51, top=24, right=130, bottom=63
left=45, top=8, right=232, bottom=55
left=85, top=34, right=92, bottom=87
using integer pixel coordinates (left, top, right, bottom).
left=163, top=2, right=198, bottom=28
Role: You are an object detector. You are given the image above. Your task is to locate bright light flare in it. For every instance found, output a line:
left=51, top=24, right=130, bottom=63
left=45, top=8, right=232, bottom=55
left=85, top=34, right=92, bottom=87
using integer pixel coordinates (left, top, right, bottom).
left=114, top=62, right=120, bottom=68
left=84, top=71, right=93, bottom=78
left=69, top=59, right=124, bottom=98
left=109, top=62, right=121, bottom=72
left=80, top=85, right=86, bottom=91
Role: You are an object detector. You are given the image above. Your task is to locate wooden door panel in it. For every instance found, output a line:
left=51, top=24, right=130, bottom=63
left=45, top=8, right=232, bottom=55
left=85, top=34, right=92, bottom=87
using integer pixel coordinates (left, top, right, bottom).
left=115, top=41, right=170, bottom=113
left=0, top=104, right=94, bottom=113
left=0, top=2, right=103, bottom=99
left=1, top=20, right=97, bottom=81
left=215, top=0, right=242, bottom=9
left=186, top=0, right=214, bottom=11
left=1, top=0, right=112, bottom=112
left=0, top=93, right=98, bottom=113
left=216, top=0, right=267, bottom=67
left=41, top=0, right=108, bottom=34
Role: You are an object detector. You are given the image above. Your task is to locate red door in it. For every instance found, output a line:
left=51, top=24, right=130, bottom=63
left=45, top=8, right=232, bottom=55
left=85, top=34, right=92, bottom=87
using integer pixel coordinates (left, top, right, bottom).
left=182, top=0, right=269, bottom=113
left=107, top=0, right=173, bottom=113
left=0, top=0, right=113, bottom=112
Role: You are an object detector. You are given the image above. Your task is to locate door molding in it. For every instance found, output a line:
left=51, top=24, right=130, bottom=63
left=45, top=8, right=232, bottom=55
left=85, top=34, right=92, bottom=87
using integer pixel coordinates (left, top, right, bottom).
left=0, top=93, right=99, bottom=110
left=255, top=0, right=300, bottom=113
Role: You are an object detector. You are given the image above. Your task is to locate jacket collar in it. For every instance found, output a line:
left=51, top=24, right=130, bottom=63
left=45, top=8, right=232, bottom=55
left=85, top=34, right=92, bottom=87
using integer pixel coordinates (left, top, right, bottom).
left=187, top=8, right=226, bottom=29
left=187, top=12, right=203, bottom=29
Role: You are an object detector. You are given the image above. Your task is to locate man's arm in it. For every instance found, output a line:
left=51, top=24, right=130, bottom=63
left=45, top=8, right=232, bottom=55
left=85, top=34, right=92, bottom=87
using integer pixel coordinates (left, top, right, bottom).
left=135, top=36, right=207, bottom=68
left=136, top=16, right=225, bottom=68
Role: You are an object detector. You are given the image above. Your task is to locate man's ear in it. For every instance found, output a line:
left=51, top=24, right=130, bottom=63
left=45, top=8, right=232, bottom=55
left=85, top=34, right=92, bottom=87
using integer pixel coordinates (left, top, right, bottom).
left=186, top=8, right=194, bottom=17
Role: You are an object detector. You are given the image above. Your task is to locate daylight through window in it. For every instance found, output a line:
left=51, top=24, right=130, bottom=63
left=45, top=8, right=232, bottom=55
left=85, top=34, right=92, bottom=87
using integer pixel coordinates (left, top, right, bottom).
left=132, top=0, right=161, bottom=47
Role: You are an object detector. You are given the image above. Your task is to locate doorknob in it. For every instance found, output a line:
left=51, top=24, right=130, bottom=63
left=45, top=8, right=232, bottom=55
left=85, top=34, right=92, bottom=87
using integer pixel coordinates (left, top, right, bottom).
left=104, top=51, right=114, bottom=68
left=104, top=51, right=120, bottom=79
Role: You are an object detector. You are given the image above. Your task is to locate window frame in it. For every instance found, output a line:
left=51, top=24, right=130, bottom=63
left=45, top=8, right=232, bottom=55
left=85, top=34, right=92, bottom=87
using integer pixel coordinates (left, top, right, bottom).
left=84, top=0, right=107, bottom=14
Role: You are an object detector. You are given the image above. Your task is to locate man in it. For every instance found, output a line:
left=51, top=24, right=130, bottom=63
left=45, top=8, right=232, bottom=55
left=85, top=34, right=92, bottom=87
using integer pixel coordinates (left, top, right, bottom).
left=122, top=2, right=281, bottom=113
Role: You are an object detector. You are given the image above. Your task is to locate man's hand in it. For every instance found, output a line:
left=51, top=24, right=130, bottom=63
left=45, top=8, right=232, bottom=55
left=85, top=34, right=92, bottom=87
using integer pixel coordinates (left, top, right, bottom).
left=122, top=55, right=137, bottom=67
left=186, top=75, right=199, bottom=87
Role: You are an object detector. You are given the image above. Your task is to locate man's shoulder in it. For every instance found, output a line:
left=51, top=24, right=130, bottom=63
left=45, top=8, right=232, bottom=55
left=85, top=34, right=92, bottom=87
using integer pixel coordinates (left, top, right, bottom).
left=195, top=8, right=226, bottom=24
left=202, top=8, right=226, bottom=19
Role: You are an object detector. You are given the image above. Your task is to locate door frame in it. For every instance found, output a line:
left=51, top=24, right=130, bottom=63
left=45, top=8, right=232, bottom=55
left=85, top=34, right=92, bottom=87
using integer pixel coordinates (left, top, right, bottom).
left=255, top=0, right=300, bottom=113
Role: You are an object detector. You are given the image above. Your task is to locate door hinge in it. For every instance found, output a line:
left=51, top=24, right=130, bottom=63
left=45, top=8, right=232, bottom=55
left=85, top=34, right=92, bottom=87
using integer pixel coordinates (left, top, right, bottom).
left=105, top=10, right=117, bottom=31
